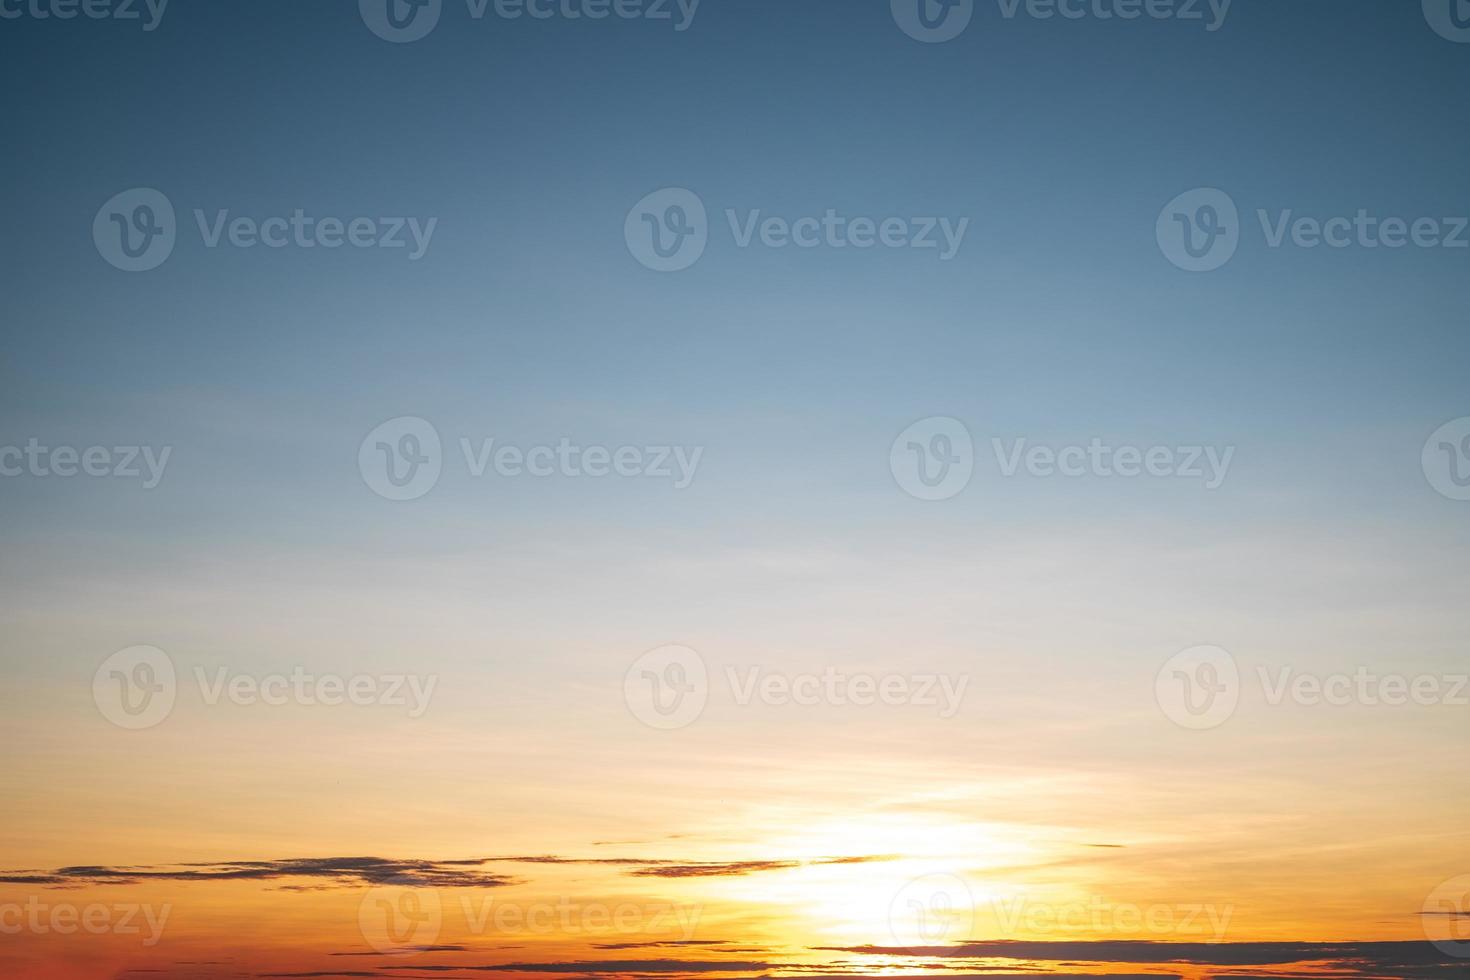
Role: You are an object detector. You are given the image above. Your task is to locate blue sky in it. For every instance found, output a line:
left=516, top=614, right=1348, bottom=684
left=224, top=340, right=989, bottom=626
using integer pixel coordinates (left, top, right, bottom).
left=2, top=0, right=1468, bottom=672
left=1, top=0, right=1466, bottom=614
left=0, top=0, right=1465, bottom=740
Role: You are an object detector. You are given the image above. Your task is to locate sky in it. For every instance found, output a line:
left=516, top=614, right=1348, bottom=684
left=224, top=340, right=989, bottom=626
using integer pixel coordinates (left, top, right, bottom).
left=1, top=1, right=1469, bottom=978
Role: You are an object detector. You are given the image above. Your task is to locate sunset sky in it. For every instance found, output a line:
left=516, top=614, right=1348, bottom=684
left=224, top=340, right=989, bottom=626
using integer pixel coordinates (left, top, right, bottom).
left=2, top=1, right=1469, bottom=978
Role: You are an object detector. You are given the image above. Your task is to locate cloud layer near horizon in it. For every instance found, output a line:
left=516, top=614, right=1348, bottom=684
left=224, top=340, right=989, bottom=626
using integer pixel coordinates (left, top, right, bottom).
left=1, top=853, right=902, bottom=890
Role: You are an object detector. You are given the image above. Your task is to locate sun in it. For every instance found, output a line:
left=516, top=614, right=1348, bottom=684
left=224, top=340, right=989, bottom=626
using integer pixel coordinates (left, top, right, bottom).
left=687, top=814, right=1039, bottom=947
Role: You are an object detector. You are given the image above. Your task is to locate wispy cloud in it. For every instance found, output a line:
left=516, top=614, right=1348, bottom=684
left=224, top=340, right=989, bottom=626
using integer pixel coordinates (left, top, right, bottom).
left=0, top=857, right=517, bottom=890
left=813, top=940, right=1469, bottom=975
left=626, top=855, right=900, bottom=878
left=2, top=852, right=900, bottom=889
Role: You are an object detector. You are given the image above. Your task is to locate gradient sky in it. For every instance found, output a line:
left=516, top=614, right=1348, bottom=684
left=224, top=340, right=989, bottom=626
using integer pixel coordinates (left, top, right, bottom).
left=2, top=1, right=1469, bottom=978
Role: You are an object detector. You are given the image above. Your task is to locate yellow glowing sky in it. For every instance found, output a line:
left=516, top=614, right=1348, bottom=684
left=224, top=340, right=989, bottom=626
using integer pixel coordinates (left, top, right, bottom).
left=3, top=526, right=1468, bottom=979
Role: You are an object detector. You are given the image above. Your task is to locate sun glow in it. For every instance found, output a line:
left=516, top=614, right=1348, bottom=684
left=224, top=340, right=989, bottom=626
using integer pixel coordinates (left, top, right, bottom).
left=685, top=814, right=1042, bottom=946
